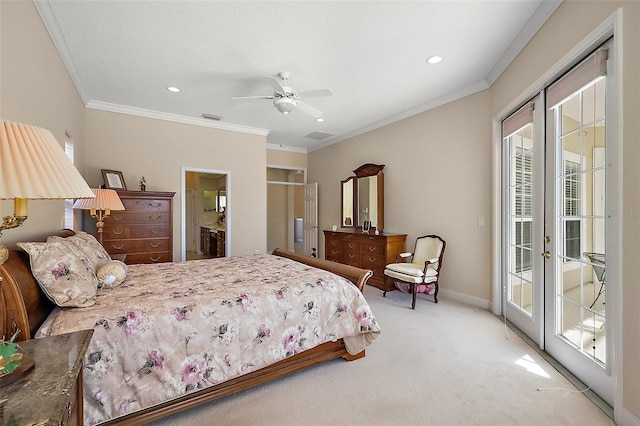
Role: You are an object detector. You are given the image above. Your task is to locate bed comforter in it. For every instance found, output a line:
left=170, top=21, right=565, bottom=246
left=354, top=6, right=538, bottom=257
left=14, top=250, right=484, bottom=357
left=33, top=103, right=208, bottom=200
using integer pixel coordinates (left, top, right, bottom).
left=46, top=254, right=380, bottom=424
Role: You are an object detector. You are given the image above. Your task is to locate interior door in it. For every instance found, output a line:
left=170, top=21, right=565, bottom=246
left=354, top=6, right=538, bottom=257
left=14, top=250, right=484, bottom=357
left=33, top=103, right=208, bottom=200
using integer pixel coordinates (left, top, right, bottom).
left=303, top=182, right=318, bottom=257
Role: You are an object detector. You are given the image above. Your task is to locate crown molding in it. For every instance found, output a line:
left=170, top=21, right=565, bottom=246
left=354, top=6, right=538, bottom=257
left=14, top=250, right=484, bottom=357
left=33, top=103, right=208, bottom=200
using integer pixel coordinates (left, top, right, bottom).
left=86, top=100, right=269, bottom=136
left=34, top=0, right=91, bottom=105
left=309, top=80, right=489, bottom=152
left=485, top=0, right=563, bottom=85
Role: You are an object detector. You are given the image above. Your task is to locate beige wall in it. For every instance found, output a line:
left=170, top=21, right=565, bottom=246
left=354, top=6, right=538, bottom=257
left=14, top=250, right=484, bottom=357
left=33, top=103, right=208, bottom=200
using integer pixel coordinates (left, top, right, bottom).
left=4, top=0, right=639, bottom=419
left=83, top=109, right=267, bottom=258
left=490, top=1, right=640, bottom=420
left=0, top=0, right=87, bottom=245
left=310, top=89, right=493, bottom=304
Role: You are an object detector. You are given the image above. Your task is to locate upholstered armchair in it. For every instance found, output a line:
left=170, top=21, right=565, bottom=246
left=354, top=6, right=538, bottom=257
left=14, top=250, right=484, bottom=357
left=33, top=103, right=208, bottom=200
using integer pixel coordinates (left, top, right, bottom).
left=383, top=235, right=446, bottom=309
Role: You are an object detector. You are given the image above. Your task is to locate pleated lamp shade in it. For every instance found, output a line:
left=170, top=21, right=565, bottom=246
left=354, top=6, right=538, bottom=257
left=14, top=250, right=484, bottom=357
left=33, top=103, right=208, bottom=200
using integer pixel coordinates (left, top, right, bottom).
left=73, top=189, right=125, bottom=212
left=0, top=120, right=94, bottom=200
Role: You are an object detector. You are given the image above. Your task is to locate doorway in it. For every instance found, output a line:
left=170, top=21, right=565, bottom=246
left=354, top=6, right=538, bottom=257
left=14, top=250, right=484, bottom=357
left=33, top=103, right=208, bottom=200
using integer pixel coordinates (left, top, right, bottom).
left=181, top=167, right=230, bottom=261
left=500, top=41, right=616, bottom=405
left=267, top=166, right=306, bottom=254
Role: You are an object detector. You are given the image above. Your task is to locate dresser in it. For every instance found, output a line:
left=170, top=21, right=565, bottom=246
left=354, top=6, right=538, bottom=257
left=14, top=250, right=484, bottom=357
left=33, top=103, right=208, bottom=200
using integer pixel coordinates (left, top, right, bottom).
left=102, top=190, right=175, bottom=264
left=324, top=229, right=406, bottom=292
left=1, top=329, right=93, bottom=426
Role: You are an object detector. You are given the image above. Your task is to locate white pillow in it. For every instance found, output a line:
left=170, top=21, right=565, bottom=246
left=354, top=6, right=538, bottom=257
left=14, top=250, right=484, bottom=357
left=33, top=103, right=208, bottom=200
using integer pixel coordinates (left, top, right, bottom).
left=96, top=260, right=128, bottom=288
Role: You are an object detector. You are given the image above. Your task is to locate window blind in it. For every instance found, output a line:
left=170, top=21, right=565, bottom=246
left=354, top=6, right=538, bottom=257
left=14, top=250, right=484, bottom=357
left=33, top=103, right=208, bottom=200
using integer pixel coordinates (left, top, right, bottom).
left=502, top=102, right=534, bottom=138
left=547, top=48, right=608, bottom=109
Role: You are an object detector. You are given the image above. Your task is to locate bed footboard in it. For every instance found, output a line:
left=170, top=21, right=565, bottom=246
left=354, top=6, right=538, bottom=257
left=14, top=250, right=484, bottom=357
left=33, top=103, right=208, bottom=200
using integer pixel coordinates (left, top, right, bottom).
left=271, top=248, right=373, bottom=292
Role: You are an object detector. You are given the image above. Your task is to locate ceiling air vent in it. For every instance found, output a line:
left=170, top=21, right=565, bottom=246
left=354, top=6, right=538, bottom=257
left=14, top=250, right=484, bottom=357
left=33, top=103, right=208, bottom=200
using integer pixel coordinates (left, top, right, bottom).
left=304, top=131, right=333, bottom=141
left=201, top=113, right=223, bottom=121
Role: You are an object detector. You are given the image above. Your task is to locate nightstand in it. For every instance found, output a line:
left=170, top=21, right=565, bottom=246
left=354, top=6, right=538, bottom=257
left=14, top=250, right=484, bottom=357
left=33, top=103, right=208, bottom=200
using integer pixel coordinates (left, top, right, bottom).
left=1, top=329, right=93, bottom=425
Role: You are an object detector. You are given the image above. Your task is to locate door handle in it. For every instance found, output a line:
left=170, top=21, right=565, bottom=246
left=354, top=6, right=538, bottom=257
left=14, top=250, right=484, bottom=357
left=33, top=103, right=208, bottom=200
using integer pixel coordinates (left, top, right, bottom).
left=541, top=251, right=551, bottom=259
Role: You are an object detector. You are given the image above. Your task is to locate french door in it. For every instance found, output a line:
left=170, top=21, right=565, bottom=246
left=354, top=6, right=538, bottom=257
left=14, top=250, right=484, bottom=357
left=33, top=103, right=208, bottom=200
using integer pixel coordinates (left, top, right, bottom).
left=502, top=41, right=614, bottom=405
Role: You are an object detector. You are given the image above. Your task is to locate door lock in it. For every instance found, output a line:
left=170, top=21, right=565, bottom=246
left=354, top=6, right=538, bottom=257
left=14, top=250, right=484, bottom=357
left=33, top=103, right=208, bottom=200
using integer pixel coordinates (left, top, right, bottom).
left=545, top=235, right=551, bottom=243
left=541, top=251, right=551, bottom=259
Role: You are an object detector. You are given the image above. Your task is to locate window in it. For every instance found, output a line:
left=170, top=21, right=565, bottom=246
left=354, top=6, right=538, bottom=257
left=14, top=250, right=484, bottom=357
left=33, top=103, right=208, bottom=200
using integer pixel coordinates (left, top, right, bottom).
left=564, top=159, right=581, bottom=261
left=515, top=147, right=533, bottom=272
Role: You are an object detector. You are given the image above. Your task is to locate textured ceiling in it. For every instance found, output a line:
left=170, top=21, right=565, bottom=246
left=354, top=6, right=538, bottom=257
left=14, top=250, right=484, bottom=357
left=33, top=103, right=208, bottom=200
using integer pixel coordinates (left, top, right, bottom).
left=35, top=0, right=561, bottom=152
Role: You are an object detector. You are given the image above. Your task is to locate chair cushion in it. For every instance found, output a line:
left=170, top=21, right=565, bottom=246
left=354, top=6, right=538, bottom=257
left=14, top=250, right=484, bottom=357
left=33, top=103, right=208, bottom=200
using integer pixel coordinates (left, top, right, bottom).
left=384, top=263, right=438, bottom=284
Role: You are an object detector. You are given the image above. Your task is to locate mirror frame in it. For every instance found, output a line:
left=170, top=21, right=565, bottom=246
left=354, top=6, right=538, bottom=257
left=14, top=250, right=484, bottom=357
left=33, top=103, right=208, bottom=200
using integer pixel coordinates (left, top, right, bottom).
left=340, top=176, right=357, bottom=228
left=351, top=163, right=385, bottom=232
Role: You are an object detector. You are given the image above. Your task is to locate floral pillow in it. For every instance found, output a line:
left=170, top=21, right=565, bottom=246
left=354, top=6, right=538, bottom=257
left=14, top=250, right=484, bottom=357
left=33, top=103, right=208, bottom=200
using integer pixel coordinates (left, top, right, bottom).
left=48, top=231, right=111, bottom=270
left=17, top=239, right=97, bottom=307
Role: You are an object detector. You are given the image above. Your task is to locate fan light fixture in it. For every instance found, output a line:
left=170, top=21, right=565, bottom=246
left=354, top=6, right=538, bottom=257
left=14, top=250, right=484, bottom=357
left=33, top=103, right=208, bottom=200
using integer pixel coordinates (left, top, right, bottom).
left=273, top=97, right=296, bottom=115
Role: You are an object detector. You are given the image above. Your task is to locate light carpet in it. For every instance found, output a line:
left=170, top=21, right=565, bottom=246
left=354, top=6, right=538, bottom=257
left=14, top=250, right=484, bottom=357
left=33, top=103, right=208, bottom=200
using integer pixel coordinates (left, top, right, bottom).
left=149, top=289, right=614, bottom=426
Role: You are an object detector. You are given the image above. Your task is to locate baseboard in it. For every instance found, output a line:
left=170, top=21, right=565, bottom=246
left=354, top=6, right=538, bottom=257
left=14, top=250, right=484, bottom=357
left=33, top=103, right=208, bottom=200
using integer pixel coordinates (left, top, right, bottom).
left=439, top=288, right=491, bottom=310
left=619, top=407, right=640, bottom=426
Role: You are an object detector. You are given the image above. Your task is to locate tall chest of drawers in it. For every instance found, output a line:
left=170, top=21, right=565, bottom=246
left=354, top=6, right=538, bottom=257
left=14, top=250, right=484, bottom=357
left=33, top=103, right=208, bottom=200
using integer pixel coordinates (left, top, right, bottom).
left=324, top=229, right=406, bottom=292
left=102, top=190, right=175, bottom=264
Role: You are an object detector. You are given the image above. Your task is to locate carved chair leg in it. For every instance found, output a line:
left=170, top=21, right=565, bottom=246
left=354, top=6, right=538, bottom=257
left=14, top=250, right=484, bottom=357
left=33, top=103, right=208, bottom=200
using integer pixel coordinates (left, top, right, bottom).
left=383, top=290, right=387, bottom=297
left=433, top=282, right=439, bottom=303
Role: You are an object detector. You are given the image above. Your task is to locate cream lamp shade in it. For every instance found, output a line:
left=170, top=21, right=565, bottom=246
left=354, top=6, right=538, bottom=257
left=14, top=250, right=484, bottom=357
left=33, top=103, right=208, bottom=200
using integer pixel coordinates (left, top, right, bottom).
left=72, top=188, right=125, bottom=213
left=1, top=119, right=94, bottom=279
left=0, top=120, right=95, bottom=201
left=73, top=188, right=125, bottom=244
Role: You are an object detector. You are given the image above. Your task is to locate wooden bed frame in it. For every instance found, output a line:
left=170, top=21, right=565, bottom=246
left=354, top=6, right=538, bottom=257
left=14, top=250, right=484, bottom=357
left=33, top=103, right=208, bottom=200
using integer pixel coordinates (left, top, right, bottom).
left=0, top=231, right=373, bottom=425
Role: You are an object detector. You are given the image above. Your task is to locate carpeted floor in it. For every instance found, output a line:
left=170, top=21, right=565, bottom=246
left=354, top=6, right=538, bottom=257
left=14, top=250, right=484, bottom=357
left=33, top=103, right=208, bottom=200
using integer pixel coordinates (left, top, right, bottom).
left=149, top=289, right=614, bottom=426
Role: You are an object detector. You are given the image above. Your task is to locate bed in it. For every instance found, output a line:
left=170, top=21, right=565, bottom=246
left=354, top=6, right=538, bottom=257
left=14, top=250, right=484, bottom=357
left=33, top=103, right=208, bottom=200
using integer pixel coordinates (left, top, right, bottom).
left=0, top=230, right=379, bottom=425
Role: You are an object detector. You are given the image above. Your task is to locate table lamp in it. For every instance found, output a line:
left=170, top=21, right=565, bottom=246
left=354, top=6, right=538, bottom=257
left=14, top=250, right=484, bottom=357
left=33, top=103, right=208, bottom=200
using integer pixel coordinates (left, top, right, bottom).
left=73, top=189, right=125, bottom=244
left=1, top=120, right=95, bottom=265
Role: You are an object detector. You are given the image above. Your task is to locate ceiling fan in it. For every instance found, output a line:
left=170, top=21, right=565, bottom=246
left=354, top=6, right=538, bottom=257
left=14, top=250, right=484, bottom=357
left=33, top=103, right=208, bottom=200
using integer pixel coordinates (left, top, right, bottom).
left=232, top=72, right=332, bottom=118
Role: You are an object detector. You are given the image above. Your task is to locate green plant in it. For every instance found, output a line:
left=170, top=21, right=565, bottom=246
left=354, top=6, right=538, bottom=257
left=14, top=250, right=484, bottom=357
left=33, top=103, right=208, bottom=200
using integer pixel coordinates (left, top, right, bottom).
left=0, top=330, right=22, bottom=376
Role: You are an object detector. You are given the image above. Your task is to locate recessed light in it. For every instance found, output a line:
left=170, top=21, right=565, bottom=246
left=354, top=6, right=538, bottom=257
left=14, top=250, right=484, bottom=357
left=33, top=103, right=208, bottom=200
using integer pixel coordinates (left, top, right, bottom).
left=426, top=56, right=442, bottom=65
left=316, top=117, right=325, bottom=123
left=167, top=86, right=181, bottom=93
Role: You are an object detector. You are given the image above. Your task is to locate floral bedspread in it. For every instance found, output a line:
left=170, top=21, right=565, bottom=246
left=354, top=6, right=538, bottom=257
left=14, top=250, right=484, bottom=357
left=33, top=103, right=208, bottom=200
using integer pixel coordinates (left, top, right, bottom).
left=46, top=254, right=380, bottom=425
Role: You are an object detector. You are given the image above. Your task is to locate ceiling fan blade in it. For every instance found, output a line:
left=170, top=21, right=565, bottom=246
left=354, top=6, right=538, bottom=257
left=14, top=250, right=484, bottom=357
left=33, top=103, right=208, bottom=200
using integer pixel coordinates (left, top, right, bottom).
left=265, top=75, right=286, bottom=94
left=295, top=100, right=323, bottom=119
left=297, top=88, right=333, bottom=98
left=232, top=95, right=275, bottom=100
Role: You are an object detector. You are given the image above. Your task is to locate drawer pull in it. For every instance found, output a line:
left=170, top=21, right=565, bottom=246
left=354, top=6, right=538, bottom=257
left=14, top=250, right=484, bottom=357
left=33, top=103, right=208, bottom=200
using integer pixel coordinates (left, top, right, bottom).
left=368, top=257, right=376, bottom=263
left=331, top=250, right=339, bottom=255
left=112, top=215, right=124, bottom=221
left=348, top=254, right=356, bottom=259
left=368, top=246, right=377, bottom=252
left=149, top=202, right=162, bottom=208
left=150, top=243, right=161, bottom=248
left=149, top=256, right=161, bottom=262
left=111, top=244, right=124, bottom=250
left=149, top=215, right=162, bottom=221
left=112, top=230, right=124, bottom=235
left=149, top=228, right=161, bottom=234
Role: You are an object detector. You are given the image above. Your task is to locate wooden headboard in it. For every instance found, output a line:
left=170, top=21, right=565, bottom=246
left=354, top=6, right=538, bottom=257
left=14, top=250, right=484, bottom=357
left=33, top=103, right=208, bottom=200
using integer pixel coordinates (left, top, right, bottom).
left=0, top=229, right=74, bottom=342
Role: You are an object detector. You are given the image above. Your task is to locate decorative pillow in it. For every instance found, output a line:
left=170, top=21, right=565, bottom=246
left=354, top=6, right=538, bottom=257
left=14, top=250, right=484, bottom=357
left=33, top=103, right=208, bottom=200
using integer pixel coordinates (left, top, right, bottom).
left=48, top=231, right=111, bottom=270
left=96, top=260, right=128, bottom=288
left=17, top=239, right=97, bottom=307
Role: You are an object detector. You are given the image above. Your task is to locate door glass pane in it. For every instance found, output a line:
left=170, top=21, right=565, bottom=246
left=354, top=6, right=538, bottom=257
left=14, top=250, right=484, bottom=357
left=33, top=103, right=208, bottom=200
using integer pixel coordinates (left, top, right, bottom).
left=506, top=123, right=534, bottom=316
left=554, top=75, right=606, bottom=366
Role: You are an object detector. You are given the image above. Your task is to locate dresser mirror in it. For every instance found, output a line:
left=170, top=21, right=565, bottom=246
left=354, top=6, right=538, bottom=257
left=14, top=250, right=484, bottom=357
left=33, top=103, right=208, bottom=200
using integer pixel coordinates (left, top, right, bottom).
left=341, top=176, right=356, bottom=227
left=341, top=163, right=385, bottom=232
